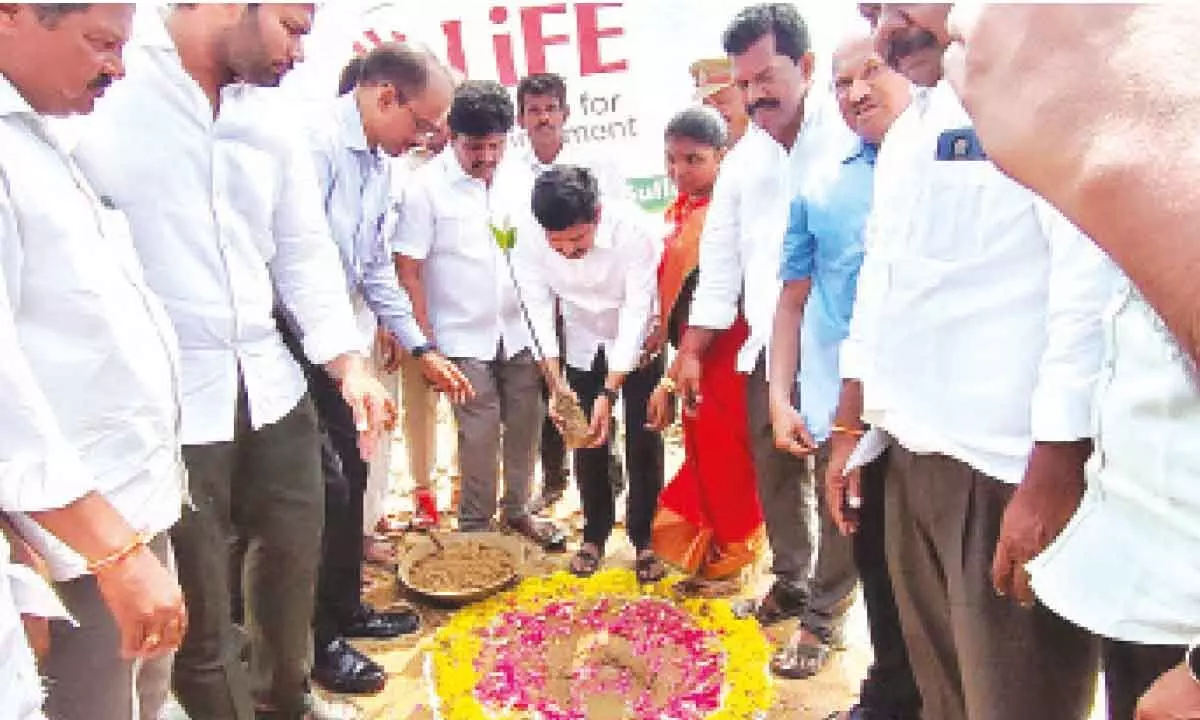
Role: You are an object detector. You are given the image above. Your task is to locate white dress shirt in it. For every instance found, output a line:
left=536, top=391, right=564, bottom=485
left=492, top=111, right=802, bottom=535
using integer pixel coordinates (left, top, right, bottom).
left=74, top=21, right=362, bottom=445
left=0, top=74, right=185, bottom=580
left=1029, top=277, right=1200, bottom=646
left=500, top=137, right=630, bottom=207
left=841, top=81, right=1116, bottom=484
left=1, top=533, right=72, bottom=719
left=306, top=93, right=426, bottom=352
left=392, top=150, right=537, bottom=362
left=522, top=208, right=662, bottom=373
left=689, top=96, right=857, bottom=373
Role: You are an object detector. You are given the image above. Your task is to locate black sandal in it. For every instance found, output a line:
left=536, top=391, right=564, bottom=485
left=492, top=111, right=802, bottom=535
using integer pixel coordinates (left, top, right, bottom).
left=635, top=550, right=667, bottom=583
left=569, top=543, right=602, bottom=577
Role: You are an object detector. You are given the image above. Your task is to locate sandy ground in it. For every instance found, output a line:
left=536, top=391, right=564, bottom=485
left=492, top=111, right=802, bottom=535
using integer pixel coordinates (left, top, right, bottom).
left=329, top=400, right=1107, bottom=720
left=336, top=402, right=871, bottom=720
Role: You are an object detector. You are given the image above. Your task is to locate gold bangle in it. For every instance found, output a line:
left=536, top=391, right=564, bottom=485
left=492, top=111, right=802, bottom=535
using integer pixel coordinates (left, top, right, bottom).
left=657, top=377, right=677, bottom=394
left=830, top=424, right=866, bottom=438
left=87, top=533, right=148, bottom=575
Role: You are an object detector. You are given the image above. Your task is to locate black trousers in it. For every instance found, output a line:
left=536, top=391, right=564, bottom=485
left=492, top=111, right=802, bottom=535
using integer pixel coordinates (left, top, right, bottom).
left=566, top=349, right=664, bottom=550
left=855, top=450, right=921, bottom=717
left=276, top=315, right=365, bottom=648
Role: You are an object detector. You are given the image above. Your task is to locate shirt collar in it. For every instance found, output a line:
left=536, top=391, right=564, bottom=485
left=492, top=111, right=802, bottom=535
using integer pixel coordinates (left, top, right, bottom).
left=0, top=73, right=35, bottom=119
left=139, top=7, right=176, bottom=51
left=336, top=93, right=370, bottom=153
left=844, top=141, right=879, bottom=165
left=441, top=149, right=477, bottom=186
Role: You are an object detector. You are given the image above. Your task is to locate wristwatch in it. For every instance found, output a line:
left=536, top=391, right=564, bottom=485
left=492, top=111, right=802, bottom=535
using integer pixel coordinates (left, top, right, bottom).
left=1187, top=641, right=1200, bottom=685
left=411, top=342, right=437, bottom=358
left=600, top=387, right=619, bottom=404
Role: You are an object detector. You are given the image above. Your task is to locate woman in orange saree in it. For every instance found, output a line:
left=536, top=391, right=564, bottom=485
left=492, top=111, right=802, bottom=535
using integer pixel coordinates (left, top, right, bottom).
left=646, top=108, right=764, bottom=581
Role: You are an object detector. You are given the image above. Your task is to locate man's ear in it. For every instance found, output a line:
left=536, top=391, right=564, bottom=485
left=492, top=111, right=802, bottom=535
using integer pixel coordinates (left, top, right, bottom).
left=593, top=203, right=602, bottom=225
left=562, top=103, right=571, bottom=124
left=376, top=82, right=400, bottom=111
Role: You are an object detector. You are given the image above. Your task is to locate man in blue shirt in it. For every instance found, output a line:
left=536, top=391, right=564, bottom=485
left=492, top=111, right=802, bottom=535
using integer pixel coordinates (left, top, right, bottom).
left=768, top=32, right=919, bottom=720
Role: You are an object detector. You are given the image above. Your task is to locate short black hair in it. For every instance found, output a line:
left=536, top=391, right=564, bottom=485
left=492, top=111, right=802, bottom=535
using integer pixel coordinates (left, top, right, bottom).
left=515, top=73, right=567, bottom=114
left=665, top=107, right=728, bottom=150
left=532, top=166, right=600, bottom=232
left=34, top=4, right=91, bottom=26
left=356, top=43, right=435, bottom=103
left=337, top=56, right=364, bottom=96
left=722, top=3, right=811, bottom=61
left=448, top=80, right=515, bottom=137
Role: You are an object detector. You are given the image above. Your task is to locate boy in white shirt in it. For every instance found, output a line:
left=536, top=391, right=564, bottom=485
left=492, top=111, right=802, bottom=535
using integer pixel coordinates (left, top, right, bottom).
left=527, top=166, right=666, bottom=580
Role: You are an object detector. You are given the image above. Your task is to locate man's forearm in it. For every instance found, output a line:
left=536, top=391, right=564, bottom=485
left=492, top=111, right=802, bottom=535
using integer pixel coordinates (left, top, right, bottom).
left=833, top=379, right=865, bottom=430
left=769, top=281, right=811, bottom=409
left=394, top=254, right=434, bottom=341
left=678, top=325, right=718, bottom=360
left=603, top=370, right=629, bottom=393
left=27, top=493, right=141, bottom=566
left=324, top=351, right=371, bottom=381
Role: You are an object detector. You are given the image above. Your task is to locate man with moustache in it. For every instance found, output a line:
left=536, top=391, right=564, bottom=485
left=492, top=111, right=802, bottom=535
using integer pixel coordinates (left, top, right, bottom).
left=769, top=31, right=920, bottom=720
left=947, top=7, right=1200, bottom=719
left=394, top=80, right=566, bottom=551
left=829, top=5, right=1115, bottom=718
left=73, top=5, right=395, bottom=718
left=0, top=5, right=188, bottom=718
left=499, top=72, right=627, bottom=516
left=296, top=43, right=472, bottom=695
left=669, top=2, right=860, bottom=652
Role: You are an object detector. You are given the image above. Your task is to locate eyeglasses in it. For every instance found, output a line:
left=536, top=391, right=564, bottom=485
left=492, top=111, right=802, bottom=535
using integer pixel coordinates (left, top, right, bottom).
left=404, top=105, right=443, bottom=135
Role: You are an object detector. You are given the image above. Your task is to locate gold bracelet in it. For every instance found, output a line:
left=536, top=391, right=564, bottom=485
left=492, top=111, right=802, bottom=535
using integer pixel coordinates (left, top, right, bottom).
left=657, top=377, right=677, bottom=395
left=830, top=424, right=866, bottom=438
left=86, top=533, right=148, bottom=575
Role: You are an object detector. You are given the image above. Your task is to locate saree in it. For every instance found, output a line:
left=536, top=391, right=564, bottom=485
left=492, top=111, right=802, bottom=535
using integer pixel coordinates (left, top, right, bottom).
left=650, top=194, right=765, bottom=579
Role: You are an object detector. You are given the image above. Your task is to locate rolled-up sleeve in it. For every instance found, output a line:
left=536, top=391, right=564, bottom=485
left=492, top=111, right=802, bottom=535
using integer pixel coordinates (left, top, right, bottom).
left=510, top=229, right=558, bottom=360
left=780, top=196, right=815, bottom=282
left=269, top=131, right=362, bottom=365
left=1029, top=201, right=1118, bottom=441
left=391, top=177, right=436, bottom=261
left=609, top=218, right=661, bottom=372
left=0, top=192, right=97, bottom=513
left=687, top=163, right=741, bottom=331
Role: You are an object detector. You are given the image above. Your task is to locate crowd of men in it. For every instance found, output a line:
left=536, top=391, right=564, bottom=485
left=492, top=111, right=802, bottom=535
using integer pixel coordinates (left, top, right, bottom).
left=0, top=2, right=1197, bottom=720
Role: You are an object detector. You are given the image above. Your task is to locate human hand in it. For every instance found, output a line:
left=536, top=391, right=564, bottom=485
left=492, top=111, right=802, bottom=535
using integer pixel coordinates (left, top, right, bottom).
left=825, top=431, right=862, bottom=536
left=992, top=441, right=1090, bottom=606
left=671, top=351, right=703, bottom=415
left=376, top=326, right=402, bottom=373
left=419, top=351, right=475, bottom=404
left=94, top=544, right=187, bottom=659
left=587, top=393, right=614, bottom=448
left=645, top=385, right=676, bottom=432
left=337, top=361, right=397, bottom=461
left=1136, top=662, right=1200, bottom=720
left=770, top=398, right=817, bottom=458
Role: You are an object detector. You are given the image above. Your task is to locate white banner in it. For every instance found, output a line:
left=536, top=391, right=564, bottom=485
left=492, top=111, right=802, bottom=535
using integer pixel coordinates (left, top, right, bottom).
left=283, top=1, right=861, bottom=212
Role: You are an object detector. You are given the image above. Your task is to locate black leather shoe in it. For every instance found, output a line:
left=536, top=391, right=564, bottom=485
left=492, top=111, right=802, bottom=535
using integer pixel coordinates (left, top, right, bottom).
left=341, top=605, right=420, bottom=639
left=312, top=637, right=386, bottom=695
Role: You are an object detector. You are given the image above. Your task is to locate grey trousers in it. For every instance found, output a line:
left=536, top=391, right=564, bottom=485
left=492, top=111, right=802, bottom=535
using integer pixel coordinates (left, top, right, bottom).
left=451, top=348, right=542, bottom=530
left=885, top=444, right=1099, bottom=720
left=801, top=442, right=859, bottom=643
left=172, top=390, right=325, bottom=720
left=745, top=359, right=818, bottom=587
left=43, top=534, right=172, bottom=720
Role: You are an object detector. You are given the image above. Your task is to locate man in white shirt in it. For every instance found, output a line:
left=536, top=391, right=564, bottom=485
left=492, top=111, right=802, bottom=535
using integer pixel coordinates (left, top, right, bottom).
left=670, top=2, right=859, bottom=641
left=947, top=7, right=1200, bottom=718
left=525, top=166, right=664, bottom=579
left=395, top=80, right=565, bottom=551
left=74, top=5, right=394, bottom=718
left=0, top=5, right=188, bottom=719
left=297, top=43, right=472, bottom=695
left=501, top=72, right=629, bottom=516
left=826, top=5, right=1114, bottom=718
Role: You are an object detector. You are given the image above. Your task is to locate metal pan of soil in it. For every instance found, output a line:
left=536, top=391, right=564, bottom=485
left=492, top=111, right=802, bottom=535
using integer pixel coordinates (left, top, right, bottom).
left=397, top=531, right=523, bottom=607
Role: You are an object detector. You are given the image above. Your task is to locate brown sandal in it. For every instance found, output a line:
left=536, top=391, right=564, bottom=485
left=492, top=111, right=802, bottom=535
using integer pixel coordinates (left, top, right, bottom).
left=569, top=543, right=602, bottom=577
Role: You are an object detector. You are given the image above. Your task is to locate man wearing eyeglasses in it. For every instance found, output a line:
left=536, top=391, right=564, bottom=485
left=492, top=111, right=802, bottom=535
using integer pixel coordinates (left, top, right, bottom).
left=293, top=42, right=474, bottom=695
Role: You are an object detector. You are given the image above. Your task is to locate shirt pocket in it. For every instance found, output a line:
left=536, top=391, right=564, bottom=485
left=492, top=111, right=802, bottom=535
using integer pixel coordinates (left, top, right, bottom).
left=433, top=209, right=492, bottom=261
left=914, top=160, right=994, bottom=261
